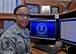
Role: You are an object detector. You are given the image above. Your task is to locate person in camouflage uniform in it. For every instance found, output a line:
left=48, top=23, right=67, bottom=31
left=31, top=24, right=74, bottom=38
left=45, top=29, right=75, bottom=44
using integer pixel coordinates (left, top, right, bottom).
left=0, top=5, right=31, bottom=54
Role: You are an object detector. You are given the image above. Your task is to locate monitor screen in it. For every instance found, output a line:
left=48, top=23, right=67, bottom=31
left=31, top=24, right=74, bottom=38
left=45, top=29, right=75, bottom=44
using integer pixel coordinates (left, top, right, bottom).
left=30, top=19, right=56, bottom=40
left=59, top=18, right=76, bottom=45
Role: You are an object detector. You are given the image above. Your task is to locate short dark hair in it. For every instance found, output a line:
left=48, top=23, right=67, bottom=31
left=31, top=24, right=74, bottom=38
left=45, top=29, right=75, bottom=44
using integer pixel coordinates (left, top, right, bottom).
left=14, top=5, right=28, bottom=14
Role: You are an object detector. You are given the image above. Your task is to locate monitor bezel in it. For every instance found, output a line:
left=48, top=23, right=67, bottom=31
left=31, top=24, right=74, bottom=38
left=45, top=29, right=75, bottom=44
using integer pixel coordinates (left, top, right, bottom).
left=58, top=18, right=76, bottom=45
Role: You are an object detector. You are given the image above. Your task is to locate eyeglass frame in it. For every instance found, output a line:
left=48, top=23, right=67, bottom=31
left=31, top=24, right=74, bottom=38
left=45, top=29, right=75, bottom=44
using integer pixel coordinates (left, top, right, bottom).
left=15, top=13, right=30, bottom=20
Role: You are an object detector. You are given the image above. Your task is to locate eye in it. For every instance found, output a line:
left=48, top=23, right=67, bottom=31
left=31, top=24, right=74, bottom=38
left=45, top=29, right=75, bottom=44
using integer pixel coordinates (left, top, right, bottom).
left=20, top=14, right=23, bottom=17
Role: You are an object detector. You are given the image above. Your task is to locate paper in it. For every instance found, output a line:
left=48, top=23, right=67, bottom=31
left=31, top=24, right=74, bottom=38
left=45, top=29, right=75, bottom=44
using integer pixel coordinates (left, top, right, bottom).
left=55, top=14, right=59, bottom=19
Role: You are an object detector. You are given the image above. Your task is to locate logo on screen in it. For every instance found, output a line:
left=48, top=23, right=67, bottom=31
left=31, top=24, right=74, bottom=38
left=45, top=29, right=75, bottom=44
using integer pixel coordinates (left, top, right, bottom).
left=36, top=23, right=47, bottom=35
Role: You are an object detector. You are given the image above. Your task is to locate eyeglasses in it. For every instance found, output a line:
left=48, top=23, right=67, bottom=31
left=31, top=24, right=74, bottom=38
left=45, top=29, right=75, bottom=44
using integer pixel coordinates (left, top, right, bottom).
left=15, top=13, right=29, bottom=20
left=16, top=14, right=29, bottom=17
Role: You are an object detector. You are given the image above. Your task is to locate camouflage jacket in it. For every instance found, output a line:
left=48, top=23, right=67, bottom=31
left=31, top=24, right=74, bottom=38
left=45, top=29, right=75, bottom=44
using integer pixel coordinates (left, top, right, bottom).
left=0, top=23, right=30, bottom=54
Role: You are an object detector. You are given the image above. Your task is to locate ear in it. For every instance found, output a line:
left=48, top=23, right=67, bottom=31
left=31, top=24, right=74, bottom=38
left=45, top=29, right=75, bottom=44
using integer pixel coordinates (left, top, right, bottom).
left=14, top=15, right=16, bottom=19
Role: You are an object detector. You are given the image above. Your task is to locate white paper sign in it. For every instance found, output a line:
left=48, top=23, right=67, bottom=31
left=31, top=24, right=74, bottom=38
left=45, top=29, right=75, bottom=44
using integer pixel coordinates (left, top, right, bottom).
left=55, top=14, right=59, bottom=19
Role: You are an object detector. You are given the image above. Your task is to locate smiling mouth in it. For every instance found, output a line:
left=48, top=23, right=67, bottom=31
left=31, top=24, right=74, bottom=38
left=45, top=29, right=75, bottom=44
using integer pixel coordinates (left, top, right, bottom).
left=23, top=21, right=28, bottom=24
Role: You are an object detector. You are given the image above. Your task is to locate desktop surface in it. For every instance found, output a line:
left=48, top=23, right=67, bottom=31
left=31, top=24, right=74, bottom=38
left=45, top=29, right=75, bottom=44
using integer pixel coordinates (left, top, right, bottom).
left=30, top=42, right=67, bottom=54
left=32, top=44, right=57, bottom=54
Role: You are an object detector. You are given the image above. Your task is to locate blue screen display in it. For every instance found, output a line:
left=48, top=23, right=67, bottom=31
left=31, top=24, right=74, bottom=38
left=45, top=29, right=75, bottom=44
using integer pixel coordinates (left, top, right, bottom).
left=30, top=20, right=56, bottom=38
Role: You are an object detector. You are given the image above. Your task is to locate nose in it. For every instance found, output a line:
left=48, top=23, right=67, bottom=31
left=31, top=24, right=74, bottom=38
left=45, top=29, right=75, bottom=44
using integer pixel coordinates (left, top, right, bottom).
left=24, top=16, right=27, bottom=20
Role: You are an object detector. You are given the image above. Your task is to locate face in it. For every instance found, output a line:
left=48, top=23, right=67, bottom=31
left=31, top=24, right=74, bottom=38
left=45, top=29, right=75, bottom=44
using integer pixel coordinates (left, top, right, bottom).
left=15, top=7, right=30, bottom=28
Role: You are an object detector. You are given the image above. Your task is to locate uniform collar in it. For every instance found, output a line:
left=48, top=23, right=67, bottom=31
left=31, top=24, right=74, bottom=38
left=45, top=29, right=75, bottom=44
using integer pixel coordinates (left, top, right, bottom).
left=14, top=23, right=21, bottom=34
left=14, top=23, right=28, bottom=38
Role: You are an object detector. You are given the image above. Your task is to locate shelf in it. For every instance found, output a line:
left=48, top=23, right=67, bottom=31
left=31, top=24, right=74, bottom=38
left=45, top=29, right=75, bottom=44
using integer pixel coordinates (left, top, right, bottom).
left=0, top=9, right=76, bottom=20
left=0, top=13, right=15, bottom=20
left=59, top=9, right=76, bottom=19
left=30, top=14, right=54, bottom=19
left=0, top=13, right=54, bottom=19
left=60, top=9, right=76, bottom=15
left=30, top=14, right=54, bottom=16
left=30, top=9, right=76, bottom=19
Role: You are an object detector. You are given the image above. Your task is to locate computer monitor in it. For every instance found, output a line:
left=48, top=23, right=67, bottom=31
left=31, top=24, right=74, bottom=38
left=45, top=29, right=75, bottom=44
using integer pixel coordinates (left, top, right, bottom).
left=30, top=18, right=56, bottom=40
left=58, top=18, right=76, bottom=45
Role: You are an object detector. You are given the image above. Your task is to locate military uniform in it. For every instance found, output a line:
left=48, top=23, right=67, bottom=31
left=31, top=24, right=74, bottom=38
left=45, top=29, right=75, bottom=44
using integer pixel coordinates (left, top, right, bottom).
left=0, top=23, right=31, bottom=54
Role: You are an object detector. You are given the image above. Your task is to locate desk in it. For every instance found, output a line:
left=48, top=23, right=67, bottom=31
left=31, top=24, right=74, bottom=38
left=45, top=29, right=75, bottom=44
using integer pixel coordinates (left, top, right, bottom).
left=30, top=43, right=67, bottom=54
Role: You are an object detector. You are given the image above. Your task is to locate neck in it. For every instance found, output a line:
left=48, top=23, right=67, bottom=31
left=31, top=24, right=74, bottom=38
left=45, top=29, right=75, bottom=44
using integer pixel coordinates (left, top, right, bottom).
left=17, top=23, right=25, bottom=29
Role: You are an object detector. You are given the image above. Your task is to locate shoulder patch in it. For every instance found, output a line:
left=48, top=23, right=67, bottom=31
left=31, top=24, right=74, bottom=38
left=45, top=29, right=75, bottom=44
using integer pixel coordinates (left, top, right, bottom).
left=1, top=37, right=9, bottom=49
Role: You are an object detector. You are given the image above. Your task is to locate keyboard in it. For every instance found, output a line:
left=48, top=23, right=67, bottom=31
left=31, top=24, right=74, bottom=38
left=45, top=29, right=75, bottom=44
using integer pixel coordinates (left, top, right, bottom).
left=32, top=44, right=58, bottom=54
